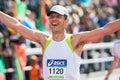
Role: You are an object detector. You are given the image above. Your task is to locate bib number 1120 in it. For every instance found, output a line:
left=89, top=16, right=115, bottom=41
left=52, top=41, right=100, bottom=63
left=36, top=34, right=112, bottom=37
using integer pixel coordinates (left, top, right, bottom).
left=49, top=68, right=64, bottom=74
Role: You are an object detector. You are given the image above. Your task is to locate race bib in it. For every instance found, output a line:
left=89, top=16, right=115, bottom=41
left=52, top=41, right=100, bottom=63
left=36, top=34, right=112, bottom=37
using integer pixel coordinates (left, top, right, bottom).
left=47, top=59, right=67, bottom=79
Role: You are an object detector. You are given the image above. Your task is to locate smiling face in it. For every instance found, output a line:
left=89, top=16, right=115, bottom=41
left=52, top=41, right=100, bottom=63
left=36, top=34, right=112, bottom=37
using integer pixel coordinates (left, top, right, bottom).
left=48, top=12, right=68, bottom=34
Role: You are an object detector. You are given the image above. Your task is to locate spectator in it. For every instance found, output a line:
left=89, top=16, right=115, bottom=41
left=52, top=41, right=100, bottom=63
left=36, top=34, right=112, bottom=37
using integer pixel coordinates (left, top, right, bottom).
left=29, top=55, right=40, bottom=80
left=22, top=10, right=38, bottom=48
left=104, top=30, right=120, bottom=80
left=38, top=55, right=43, bottom=80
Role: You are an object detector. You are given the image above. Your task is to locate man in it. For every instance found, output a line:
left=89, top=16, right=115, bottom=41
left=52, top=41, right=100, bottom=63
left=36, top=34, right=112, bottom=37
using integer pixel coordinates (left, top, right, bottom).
left=104, top=30, right=120, bottom=80
left=0, top=5, right=120, bottom=80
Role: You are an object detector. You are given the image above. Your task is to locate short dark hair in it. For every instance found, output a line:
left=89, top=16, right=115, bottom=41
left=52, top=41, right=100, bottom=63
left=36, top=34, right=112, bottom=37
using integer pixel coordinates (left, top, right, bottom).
left=64, top=15, right=67, bottom=20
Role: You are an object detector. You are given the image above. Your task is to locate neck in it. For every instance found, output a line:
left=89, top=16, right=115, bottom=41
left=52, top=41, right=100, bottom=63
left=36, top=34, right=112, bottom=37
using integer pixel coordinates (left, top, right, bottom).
left=52, top=32, right=66, bottom=41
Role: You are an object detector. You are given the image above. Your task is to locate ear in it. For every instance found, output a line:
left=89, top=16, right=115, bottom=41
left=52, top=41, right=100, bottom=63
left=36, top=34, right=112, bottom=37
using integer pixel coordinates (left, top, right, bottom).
left=65, top=18, right=69, bottom=28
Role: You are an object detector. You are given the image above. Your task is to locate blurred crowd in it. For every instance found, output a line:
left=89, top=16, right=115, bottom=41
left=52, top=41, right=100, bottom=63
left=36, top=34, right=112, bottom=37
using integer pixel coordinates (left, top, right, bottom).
left=0, top=0, right=120, bottom=80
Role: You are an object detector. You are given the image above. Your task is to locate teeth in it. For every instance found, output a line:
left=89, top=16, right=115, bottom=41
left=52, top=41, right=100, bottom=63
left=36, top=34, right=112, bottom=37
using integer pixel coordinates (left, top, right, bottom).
left=53, top=23, right=57, bottom=24
left=52, top=23, right=58, bottom=26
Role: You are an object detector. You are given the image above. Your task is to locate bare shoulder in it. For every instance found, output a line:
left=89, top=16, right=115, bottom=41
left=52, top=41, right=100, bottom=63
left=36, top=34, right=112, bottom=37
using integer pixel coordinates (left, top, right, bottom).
left=33, top=30, right=50, bottom=47
left=70, top=32, right=87, bottom=48
left=71, top=32, right=88, bottom=43
left=71, top=30, right=101, bottom=46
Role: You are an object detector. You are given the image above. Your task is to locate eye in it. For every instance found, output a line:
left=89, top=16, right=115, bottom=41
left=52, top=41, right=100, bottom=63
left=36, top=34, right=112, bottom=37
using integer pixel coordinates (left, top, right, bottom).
left=57, top=15, right=63, bottom=18
left=49, top=15, right=54, bottom=19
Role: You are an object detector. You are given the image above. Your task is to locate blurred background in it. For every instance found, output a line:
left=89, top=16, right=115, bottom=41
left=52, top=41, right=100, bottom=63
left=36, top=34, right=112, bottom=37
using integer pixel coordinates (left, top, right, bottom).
left=0, top=0, right=120, bottom=80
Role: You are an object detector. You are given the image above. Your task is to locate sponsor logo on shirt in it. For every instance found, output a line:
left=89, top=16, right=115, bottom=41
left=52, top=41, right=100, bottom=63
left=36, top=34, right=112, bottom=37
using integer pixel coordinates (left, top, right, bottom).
left=47, top=59, right=67, bottom=67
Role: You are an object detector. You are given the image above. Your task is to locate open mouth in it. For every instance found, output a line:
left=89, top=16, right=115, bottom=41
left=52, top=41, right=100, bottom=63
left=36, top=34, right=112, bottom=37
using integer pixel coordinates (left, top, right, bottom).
left=52, top=23, right=58, bottom=27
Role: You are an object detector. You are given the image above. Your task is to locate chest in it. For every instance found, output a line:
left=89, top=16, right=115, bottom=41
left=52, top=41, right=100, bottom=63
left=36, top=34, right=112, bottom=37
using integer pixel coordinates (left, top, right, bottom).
left=44, top=40, right=73, bottom=59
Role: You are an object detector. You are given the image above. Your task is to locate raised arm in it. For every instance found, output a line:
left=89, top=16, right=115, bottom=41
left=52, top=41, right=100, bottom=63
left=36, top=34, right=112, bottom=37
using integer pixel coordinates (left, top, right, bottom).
left=0, top=11, right=48, bottom=47
left=71, top=19, right=120, bottom=56
left=73, top=19, right=120, bottom=44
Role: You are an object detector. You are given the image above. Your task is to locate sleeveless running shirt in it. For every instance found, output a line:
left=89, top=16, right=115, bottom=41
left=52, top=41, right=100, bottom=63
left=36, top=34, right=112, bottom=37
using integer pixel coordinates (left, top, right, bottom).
left=43, top=34, right=81, bottom=80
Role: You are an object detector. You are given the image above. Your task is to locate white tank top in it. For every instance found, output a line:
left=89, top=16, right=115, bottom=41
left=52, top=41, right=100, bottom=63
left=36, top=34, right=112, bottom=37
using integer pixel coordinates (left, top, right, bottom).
left=112, top=39, right=120, bottom=58
left=43, top=35, right=81, bottom=80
